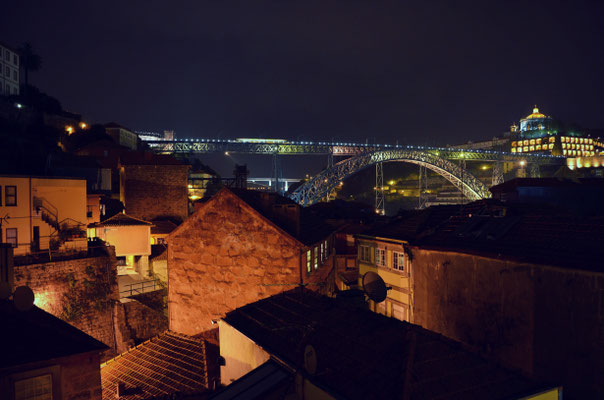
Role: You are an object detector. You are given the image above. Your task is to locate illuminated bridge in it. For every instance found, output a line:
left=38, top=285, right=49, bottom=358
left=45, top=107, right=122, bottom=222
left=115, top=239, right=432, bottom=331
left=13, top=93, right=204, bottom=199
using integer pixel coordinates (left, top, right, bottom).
left=144, top=137, right=564, bottom=211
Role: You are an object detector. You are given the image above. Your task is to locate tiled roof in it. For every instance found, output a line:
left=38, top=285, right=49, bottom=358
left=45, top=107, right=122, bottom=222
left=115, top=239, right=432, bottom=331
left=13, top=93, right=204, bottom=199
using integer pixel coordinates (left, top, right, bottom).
left=223, top=289, right=555, bottom=400
left=0, top=299, right=107, bottom=369
left=359, top=204, right=465, bottom=242
left=229, top=188, right=335, bottom=246
left=101, top=331, right=209, bottom=399
left=94, top=213, right=153, bottom=227
left=150, top=219, right=178, bottom=235
left=490, top=177, right=604, bottom=193
left=415, top=212, right=604, bottom=272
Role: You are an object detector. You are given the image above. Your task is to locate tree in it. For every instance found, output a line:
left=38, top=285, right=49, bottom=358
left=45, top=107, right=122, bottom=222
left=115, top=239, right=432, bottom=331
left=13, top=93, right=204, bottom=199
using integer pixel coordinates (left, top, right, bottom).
left=18, top=42, right=42, bottom=87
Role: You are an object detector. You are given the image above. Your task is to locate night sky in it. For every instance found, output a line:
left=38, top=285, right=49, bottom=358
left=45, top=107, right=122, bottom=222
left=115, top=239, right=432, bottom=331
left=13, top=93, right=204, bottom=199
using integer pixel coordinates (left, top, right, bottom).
left=3, top=1, right=604, bottom=147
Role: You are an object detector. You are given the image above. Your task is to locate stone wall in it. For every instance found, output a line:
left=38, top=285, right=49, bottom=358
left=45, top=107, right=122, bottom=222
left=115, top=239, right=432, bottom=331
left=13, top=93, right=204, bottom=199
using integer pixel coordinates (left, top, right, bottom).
left=13, top=248, right=131, bottom=359
left=411, top=247, right=604, bottom=399
left=168, top=190, right=303, bottom=335
left=122, top=164, right=189, bottom=223
left=123, top=297, right=168, bottom=344
left=60, top=352, right=103, bottom=400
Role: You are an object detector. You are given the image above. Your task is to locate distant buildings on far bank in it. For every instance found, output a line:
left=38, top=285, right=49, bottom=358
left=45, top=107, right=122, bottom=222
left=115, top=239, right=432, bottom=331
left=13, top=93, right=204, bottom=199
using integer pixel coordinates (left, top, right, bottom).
left=0, top=42, right=19, bottom=96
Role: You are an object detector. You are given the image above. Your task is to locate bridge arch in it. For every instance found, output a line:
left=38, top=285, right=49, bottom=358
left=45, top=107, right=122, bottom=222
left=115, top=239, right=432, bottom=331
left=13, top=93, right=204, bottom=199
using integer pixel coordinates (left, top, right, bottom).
left=288, top=149, right=492, bottom=206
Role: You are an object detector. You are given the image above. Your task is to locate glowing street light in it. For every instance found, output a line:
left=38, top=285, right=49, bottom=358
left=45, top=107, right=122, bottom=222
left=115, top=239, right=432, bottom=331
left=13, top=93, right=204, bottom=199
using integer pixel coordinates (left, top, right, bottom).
left=519, top=160, right=526, bottom=167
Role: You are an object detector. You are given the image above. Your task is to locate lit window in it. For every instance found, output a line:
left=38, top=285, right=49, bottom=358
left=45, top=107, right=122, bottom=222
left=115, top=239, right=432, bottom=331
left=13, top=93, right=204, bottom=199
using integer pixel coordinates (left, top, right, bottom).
left=536, top=145, right=541, bottom=150
left=523, top=146, right=528, bottom=152
left=6, top=228, right=17, bottom=247
left=306, top=250, right=311, bottom=274
left=393, top=251, right=404, bottom=271
left=375, top=248, right=385, bottom=267
left=314, top=246, right=319, bottom=269
left=549, top=144, right=554, bottom=149
left=529, top=145, right=534, bottom=151
left=320, top=243, right=324, bottom=261
left=529, top=139, right=535, bottom=145
left=511, top=141, right=517, bottom=147
left=511, top=148, right=516, bottom=153
left=562, top=143, right=566, bottom=149
left=359, top=245, right=372, bottom=262
left=5, top=185, right=16, bottom=206
left=14, top=374, right=52, bottom=400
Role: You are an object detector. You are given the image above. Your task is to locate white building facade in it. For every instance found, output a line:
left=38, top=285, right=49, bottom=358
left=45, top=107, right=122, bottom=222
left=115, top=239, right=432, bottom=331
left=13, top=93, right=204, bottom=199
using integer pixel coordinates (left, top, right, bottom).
left=0, top=42, right=19, bottom=96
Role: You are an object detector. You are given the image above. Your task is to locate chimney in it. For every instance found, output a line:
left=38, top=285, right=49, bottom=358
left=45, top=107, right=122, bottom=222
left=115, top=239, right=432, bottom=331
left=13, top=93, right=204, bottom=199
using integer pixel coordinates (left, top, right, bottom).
left=233, top=164, right=249, bottom=189
left=272, top=204, right=301, bottom=238
left=0, top=244, right=14, bottom=293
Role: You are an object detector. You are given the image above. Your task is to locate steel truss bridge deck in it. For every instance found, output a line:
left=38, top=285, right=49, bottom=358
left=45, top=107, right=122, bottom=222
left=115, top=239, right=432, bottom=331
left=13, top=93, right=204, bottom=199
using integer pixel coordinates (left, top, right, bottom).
left=288, top=148, right=562, bottom=206
left=146, top=139, right=563, bottom=162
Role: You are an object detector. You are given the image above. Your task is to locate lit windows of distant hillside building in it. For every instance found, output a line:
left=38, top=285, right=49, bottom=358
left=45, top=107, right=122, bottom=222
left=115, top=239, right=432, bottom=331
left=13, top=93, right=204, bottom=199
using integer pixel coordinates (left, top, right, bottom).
left=0, top=41, right=20, bottom=96
left=510, top=106, right=604, bottom=157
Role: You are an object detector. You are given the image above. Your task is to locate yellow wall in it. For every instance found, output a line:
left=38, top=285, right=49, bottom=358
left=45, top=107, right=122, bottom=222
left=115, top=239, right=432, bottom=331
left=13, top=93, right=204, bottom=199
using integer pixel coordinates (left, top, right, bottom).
left=522, top=387, right=561, bottom=400
left=96, top=225, right=151, bottom=256
left=0, top=176, right=87, bottom=255
left=357, top=238, right=413, bottom=322
left=219, top=320, right=270, bottom=385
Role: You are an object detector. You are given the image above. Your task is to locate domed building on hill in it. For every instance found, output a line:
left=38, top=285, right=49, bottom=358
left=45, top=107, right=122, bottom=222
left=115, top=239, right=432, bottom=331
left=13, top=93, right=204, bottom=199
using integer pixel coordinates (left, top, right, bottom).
left=511, top=105, right=603, bottom=157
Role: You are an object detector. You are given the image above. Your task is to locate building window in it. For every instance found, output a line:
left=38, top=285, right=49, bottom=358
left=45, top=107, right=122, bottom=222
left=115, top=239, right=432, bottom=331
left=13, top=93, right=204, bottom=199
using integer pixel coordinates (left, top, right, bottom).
left=320, top=242, right=324, bottom=261
left=306, top=250, right=311, bottom=274
left=14, top=374, right=53, bottom=400
left=375, top=248, right=385, bottom=267
left=359, top=245, right=371, bottom=262
left=5, top=66, right=9, bottom=76
left=314, top=246, right=319, bottom=269
left=5, top=185, right=16, bottom=206
left=13, top=54, right=18, bottom=65
left=6, top=228, right=17, bottom=247
left=393, top=251, right=405, bottom=271
left=13, top=70, right=17, bottom=80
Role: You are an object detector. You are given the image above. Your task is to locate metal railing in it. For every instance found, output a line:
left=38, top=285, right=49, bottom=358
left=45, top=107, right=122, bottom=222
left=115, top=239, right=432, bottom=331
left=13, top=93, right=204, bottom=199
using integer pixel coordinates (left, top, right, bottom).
left=120, top=279, right=163, bottom=298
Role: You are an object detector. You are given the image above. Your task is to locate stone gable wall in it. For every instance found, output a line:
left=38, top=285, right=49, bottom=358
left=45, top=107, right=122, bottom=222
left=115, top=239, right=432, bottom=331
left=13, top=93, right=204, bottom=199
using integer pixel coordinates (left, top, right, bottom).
left=122, top=164, right=189, bottom=223
left=411, top=247, right=604, bottom=399
left=168, top=190, right=303, bottom=334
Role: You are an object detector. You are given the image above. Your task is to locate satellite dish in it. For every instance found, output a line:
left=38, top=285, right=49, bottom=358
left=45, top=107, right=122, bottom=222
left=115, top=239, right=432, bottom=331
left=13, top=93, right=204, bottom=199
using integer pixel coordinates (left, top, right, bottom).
left=362, top=271, right=387, bottom=303
left=13, top=286, right=35, bottom=312
left=0, top=282, right=11, bottom=299
left=303, top=344, right=317, bottom=375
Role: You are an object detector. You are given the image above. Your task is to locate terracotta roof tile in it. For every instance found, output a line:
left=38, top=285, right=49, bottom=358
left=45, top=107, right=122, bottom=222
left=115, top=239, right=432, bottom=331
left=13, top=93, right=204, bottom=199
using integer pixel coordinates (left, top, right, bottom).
left=94, top=213, right=153, bottom=227
left=101, top=331, right=209, bottom=399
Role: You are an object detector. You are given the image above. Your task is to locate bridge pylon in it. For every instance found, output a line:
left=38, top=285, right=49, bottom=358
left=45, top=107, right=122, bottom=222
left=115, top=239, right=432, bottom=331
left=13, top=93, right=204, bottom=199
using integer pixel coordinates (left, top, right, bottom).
left=375, top=162, right=385, bottom=215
